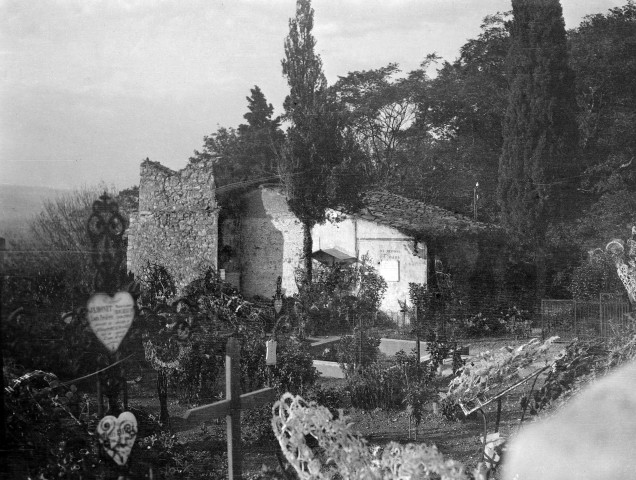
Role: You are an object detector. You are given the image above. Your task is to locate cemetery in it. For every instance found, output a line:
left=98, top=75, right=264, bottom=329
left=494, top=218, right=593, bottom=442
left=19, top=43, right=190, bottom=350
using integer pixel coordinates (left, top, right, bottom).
left=2, top=0, right=636, bottom=479
left=2, top=187, right=636, bottom=479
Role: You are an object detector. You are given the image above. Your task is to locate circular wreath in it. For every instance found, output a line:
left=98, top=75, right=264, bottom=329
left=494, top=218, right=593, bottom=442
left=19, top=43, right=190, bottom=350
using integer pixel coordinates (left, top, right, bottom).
left=142, top=316, right=193, bottom=373
left=142, top=335, right=193, bottom=372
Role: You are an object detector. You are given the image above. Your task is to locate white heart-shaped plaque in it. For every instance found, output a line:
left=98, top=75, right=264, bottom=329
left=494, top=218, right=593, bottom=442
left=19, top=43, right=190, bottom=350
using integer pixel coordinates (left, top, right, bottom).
left=87, top=292, right=134, bottom=353
left=97, top=412, right=138, bottom=466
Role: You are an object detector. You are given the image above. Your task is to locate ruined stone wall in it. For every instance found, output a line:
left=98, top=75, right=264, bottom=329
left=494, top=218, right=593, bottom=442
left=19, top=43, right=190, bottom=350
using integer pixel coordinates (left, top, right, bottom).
left=127, top=159, right=218, bottom=293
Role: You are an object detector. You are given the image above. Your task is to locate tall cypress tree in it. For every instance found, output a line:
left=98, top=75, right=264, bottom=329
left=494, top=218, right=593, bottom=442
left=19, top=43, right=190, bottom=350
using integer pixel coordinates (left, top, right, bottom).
left=281, top=0, right=365, bottom=284
left=498, top=0, right=578, bottom=302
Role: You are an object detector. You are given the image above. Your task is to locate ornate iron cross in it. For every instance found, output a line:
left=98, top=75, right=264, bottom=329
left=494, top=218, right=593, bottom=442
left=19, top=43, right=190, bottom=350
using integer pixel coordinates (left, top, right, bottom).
left=87, top=192, right=127, bottom=294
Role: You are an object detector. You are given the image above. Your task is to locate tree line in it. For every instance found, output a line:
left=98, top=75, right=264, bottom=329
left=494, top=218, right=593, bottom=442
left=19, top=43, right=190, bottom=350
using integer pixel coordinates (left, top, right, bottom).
left=189, top=0, right=636, bottom=306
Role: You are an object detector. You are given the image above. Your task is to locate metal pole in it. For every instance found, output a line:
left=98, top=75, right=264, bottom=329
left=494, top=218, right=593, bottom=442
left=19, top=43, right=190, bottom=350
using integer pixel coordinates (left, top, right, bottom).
left=359, top=316, right=362, bottom=368
left=0, top=237, right=6, bottom=445
left=97, top=373, right=104, bottom=417
left=415, top=304, right=420, bottom=375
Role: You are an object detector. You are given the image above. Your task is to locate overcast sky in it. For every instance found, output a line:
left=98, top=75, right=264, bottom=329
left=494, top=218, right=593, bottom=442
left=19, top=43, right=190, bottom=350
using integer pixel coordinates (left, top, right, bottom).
left=0, top=0, right=624, bottom=190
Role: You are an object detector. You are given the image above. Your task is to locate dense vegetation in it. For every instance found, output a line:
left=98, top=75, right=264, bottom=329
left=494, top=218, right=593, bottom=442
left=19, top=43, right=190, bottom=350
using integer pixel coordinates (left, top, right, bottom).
left=3, top=1, right=636, bottom=478
left=191, top=1, right=636, bottom=307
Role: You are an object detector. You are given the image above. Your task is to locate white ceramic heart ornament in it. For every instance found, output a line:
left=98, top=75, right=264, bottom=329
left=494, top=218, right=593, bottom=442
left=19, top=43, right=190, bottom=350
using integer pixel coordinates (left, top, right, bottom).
left=97, top=412, right=138, bottom=466
left=87, top=292, right=135, bottom=353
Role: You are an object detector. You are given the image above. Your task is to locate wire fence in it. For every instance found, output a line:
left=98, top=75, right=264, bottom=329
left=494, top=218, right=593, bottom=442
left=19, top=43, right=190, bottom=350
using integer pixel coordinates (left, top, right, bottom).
left=541, top=298, right=632, bottom=340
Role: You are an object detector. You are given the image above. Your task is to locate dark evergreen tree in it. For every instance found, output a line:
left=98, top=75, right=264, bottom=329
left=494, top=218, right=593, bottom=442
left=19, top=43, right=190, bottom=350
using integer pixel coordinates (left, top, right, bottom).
left=498, top=0, right=579, bottom=302
left=238, top=85, right=284, bottom=175
left=191, top=86, right=283, bottom=186
left=281, top=0, right=366, bottom=284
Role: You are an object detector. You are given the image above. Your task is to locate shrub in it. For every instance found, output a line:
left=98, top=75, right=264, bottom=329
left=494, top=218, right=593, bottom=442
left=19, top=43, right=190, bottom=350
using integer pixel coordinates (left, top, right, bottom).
left=520, top=339, right=607, bottom=417
left=569, top=252, right=625, bottom=300
left=243, top=335, right=320, bottom=397
left=3, top=307, right=106, bottom=381
left=345, top=363, right=406, bottom=410
left=271, top=337, right=320, bottom=395
left=2, top=187, right=137, bottom=387
left=394, top=347, right=436, bottom=431
left=3, top=363, right=209, bottom=480
left=305, top=384, right=349, bottom=413
left=337, top=328, right=381, bottom=376
left=453, top=306, right=531, bottom=338
left=293, top=257, right=387, bottom=335
left=138, top=262, right=177, bottom=306
left=137, top=266, right=321, bottom=423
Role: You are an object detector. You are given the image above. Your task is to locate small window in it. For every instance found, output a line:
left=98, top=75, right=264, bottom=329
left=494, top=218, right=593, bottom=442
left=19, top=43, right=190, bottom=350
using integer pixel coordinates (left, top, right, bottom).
left=379, top=260, right=400, bottom=282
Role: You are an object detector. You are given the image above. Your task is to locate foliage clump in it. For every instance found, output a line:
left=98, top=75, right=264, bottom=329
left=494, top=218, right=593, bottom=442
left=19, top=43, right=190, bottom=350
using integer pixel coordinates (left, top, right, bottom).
left=292, top=258, right=387, bottom=336
left=136, top=265, right=320, bottom=423
left=440, top=337, right=558, bottom=420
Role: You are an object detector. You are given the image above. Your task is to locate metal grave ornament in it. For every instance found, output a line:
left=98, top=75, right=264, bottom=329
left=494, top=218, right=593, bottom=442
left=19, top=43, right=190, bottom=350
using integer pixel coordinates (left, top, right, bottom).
left=87, top=192, right=127, bottom=294
left=97, top=411, right=138, bottom=466
left=606, top=232, right=636, bottom=305
left=87, top=292, right=135, bottom=353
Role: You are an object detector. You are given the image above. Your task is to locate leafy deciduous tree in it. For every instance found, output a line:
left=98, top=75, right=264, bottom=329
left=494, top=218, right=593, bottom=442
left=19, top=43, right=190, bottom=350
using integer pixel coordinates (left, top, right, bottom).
left=333, top=62, right=429, bottom=183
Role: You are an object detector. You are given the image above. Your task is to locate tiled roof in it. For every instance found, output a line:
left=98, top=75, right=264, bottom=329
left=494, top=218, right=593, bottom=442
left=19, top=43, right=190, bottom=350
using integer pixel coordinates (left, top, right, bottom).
left=354, top=190, right=496, bottom=239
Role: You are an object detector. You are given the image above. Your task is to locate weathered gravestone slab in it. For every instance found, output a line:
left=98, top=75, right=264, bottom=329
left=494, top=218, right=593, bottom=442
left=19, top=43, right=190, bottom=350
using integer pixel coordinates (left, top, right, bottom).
left=503, top=358, right=636, bottom=480
left=87, top=292, right=135, bottom=353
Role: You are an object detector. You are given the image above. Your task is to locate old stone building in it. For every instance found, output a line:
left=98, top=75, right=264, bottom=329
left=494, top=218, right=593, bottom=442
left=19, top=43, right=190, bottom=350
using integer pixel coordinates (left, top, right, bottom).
left=128, top=159, right=496, bottom=316
left=222, top=185, right=493, bottom=317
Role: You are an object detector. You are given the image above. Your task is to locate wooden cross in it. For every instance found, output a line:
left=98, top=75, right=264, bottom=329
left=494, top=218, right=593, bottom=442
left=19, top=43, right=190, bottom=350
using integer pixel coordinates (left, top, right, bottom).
left=182, top=337, right=276, bottom=480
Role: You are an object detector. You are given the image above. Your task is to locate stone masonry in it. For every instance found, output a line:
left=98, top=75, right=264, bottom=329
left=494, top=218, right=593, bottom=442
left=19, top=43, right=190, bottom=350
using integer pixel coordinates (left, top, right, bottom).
left=239, top=186, right=304, bottom=298
left=127, top=159, right=218, bottom=292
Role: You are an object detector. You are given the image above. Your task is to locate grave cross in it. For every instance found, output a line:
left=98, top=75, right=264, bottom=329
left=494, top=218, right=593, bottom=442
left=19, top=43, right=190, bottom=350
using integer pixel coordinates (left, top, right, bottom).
left=183, top=337, right=276, bottom=480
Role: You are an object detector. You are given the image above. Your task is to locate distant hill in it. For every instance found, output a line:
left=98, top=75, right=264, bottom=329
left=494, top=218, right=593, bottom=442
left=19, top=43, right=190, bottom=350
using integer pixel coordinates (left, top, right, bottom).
left=0, top=184, right=69, bottom=238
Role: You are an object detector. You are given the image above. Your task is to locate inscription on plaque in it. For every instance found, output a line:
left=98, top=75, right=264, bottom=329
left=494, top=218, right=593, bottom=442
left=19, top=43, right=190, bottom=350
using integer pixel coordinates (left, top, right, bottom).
left=87, top=292, right=135, bottom=353
left=379, top=248, right=400, bottom=261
